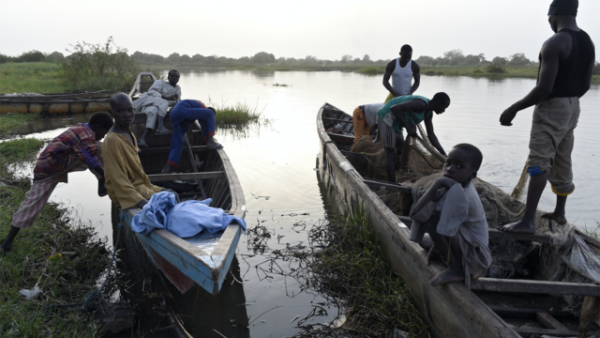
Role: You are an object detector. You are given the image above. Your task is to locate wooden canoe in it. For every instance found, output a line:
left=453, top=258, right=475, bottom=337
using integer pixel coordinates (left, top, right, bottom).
left=0, top=91, right=111, bottom=114
left=317, top=103, right=600, bottom=338
left=113, top=112, right=246, bottom=295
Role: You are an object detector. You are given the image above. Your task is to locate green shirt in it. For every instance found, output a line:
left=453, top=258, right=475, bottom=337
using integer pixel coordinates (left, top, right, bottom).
left=376, top=95, right=432, bottom=134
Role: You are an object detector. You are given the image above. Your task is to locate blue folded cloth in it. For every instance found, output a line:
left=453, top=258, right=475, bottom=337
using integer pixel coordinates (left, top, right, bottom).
left=131, top=191, right=246, bottom=237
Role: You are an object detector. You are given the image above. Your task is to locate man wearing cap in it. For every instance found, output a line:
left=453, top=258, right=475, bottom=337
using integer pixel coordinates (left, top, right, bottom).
left=499, top=0, right=595, bottom=234
left=382, top=45, right=421, bottom=103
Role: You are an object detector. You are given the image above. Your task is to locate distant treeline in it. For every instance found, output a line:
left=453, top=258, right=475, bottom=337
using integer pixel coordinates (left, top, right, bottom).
left=2, top=47, right=599, bottom=75
left=129, top=50, right=539, bottom=69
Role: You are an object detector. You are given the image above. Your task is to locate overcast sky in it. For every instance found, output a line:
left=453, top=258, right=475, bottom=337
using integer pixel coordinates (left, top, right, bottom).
left=1, top=0, right=598, bottom=62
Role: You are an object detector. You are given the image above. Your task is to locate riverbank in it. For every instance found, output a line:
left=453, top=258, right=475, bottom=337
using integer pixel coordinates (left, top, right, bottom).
left=0, top=138, right=115, bottom=338
left=4, top=63, right=598, bottom=92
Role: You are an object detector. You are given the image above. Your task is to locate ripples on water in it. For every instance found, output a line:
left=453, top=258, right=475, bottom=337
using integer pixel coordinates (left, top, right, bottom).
left=16, top=71, right=599, bottom=336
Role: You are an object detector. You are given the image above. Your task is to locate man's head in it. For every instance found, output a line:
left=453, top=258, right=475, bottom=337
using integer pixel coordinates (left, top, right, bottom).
left=443, top=143, right=483, bottom=185
left=168, top=70, right=180, bottom=87
left=88, top=112, right=113, bottom=140
left=109, top=93, right=135, bottom=128
left=548, top=0, right=578, bottom=32
left=399, top=44, right=413, bottom=63
left=430, top=92, right=451, bottom=115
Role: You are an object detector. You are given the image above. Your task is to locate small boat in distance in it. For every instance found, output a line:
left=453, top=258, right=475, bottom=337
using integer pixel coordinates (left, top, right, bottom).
left=113, top=112, right=246, bottom=295
left=0, top=91, right=111, bottom=115
left=317, top=102, right=600, bottom=338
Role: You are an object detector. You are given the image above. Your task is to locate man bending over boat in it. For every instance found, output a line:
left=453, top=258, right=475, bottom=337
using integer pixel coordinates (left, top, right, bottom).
left=161, top=99, right=222, bottom=174
left=352, top=103, right=384, bottom=143
left=498, top=0, right=595, bottom=234
left=134, top=70, right=182, bottom=148
left=104, top=93, right=161, bottom=210
left=376, top=93, right=450, bottom=182
left=409, top=144, right=492, bottom=287
left=1, top=113, right=113, bottom=254
left=382, top=44, right=421, bottom=103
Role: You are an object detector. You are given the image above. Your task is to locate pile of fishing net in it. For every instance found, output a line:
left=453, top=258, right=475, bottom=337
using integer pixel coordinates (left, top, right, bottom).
left=348, top=129, right=600, bottom=315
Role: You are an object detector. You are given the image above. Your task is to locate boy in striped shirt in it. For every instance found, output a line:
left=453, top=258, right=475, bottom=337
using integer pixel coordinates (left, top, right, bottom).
left=1, top=112, right=113, bottom=254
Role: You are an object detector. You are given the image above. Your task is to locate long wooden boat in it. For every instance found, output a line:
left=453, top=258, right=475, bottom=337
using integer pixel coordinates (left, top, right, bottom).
left=113, top=112, right=246, bottom=296
left=317, top=102, right=600, bottom=338
left=0, top=91, right=111, bottom=114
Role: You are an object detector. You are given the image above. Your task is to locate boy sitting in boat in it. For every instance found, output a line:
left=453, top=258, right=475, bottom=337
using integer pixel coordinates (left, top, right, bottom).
left=376, top=93, right=450, bottom=182
left=161, top=99, right=222, bottom=174
left=409, top=143, right=492, bottom=287
left=352, top=103, right=383, bottom=143
left=104, top=93, right=161, bottom=210
left=1, top=113, right=113, bottom=254
left=134, top=70, right=182, bottom=148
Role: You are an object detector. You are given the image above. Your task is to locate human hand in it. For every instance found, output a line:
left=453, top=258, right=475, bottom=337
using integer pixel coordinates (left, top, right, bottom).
left=500, top=106, right=519, bottom=126
left=136, top=199, right=148, bottom=208
left=434, top=177, right=457, bottom=189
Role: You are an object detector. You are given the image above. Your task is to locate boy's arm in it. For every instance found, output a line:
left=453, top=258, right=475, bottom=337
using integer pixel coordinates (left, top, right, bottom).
left=410, top=177, right=456, bottom=216
left=424, top=115, right=446, bottom=156
left=72, top=136, right=103, bottom=176
left=103, top=137, right=148, bottom=209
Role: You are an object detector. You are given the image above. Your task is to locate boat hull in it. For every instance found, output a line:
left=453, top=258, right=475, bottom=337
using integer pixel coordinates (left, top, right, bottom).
left=317, top=103, right=519, bottom=338
left=115, top=113, right=246, bottom=296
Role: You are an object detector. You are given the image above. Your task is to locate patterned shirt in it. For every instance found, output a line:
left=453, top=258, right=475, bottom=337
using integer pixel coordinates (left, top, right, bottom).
left=33, top=123, right=101, bottom=180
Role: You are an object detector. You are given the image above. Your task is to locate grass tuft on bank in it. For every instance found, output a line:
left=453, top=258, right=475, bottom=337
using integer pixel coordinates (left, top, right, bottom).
left=0, top=138, right=113, bottom=338
left=305, top=207, right=428, bottom=337
left=0, top=113, right=41, bottom=139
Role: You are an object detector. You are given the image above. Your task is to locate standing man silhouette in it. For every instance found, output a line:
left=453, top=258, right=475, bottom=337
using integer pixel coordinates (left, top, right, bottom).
left=499, top=0, right=595, bottom=234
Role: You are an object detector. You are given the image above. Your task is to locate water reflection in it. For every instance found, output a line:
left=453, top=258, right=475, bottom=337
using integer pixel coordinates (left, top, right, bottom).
left=10, top=71, right=599, bottom=337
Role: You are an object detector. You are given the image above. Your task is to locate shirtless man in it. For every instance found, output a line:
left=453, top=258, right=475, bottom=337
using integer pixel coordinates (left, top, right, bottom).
left=382, top=45, right=421, bottom=103
left=499, top=0, right=595, bottom=234
left=136, top=70, right=182, bottom=148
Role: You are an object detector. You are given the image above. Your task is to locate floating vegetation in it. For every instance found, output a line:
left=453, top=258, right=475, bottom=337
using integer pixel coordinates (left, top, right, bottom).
left=242, top=207, right=428, bottom=337
left=272, top=83, right=289, bottom=87
left=208, top=99, right=272, bottom=139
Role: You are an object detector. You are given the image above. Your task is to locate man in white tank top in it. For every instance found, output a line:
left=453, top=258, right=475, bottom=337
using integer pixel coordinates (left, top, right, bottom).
left=382, top=45, right=421, bottom=103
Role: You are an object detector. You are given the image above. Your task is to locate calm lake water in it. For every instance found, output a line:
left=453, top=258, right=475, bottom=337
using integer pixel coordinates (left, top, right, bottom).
left=18, top=71, right=600, bottom=336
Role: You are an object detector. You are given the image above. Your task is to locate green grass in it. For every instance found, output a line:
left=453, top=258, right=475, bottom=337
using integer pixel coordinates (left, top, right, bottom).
left=0, top=138, right=44, bottom=163
left=0, top=62, right=68, bottom=94
left=208, top=100, right=270, bottom=127
left=308, top=207, right=428, bottom=337
left=356, top=66, right=385, bottom=75
left=583, top=222, right=600, bottom=240
left=0, top=114, right=41, bottom=139
left=0, top=138, right=113, bottom=338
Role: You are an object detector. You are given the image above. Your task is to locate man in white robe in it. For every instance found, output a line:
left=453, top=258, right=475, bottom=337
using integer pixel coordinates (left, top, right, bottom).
left=134, top=70, right=182, bottom=148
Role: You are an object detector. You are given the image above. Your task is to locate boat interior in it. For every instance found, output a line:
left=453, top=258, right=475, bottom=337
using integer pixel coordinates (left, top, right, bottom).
left=319, top=102, right=600, bottom=338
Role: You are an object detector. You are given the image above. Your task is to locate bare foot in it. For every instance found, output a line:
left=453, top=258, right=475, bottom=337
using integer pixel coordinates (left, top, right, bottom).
left=498, top=220, right=536, bottom=234
left=430, top=267, right=464, bottom=286
left=541, top=212, right=567, bottom=225
left=0, top=242, right=11, bottom=255
left=154, top=127, right=172, bottom=135
left=471, top=270, right=483, bottom=281
left=207, top=140, right=223, bottom=150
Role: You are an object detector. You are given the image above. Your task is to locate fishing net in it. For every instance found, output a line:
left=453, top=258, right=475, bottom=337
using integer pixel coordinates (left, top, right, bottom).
left=346, top=127, right=600, bottom=316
